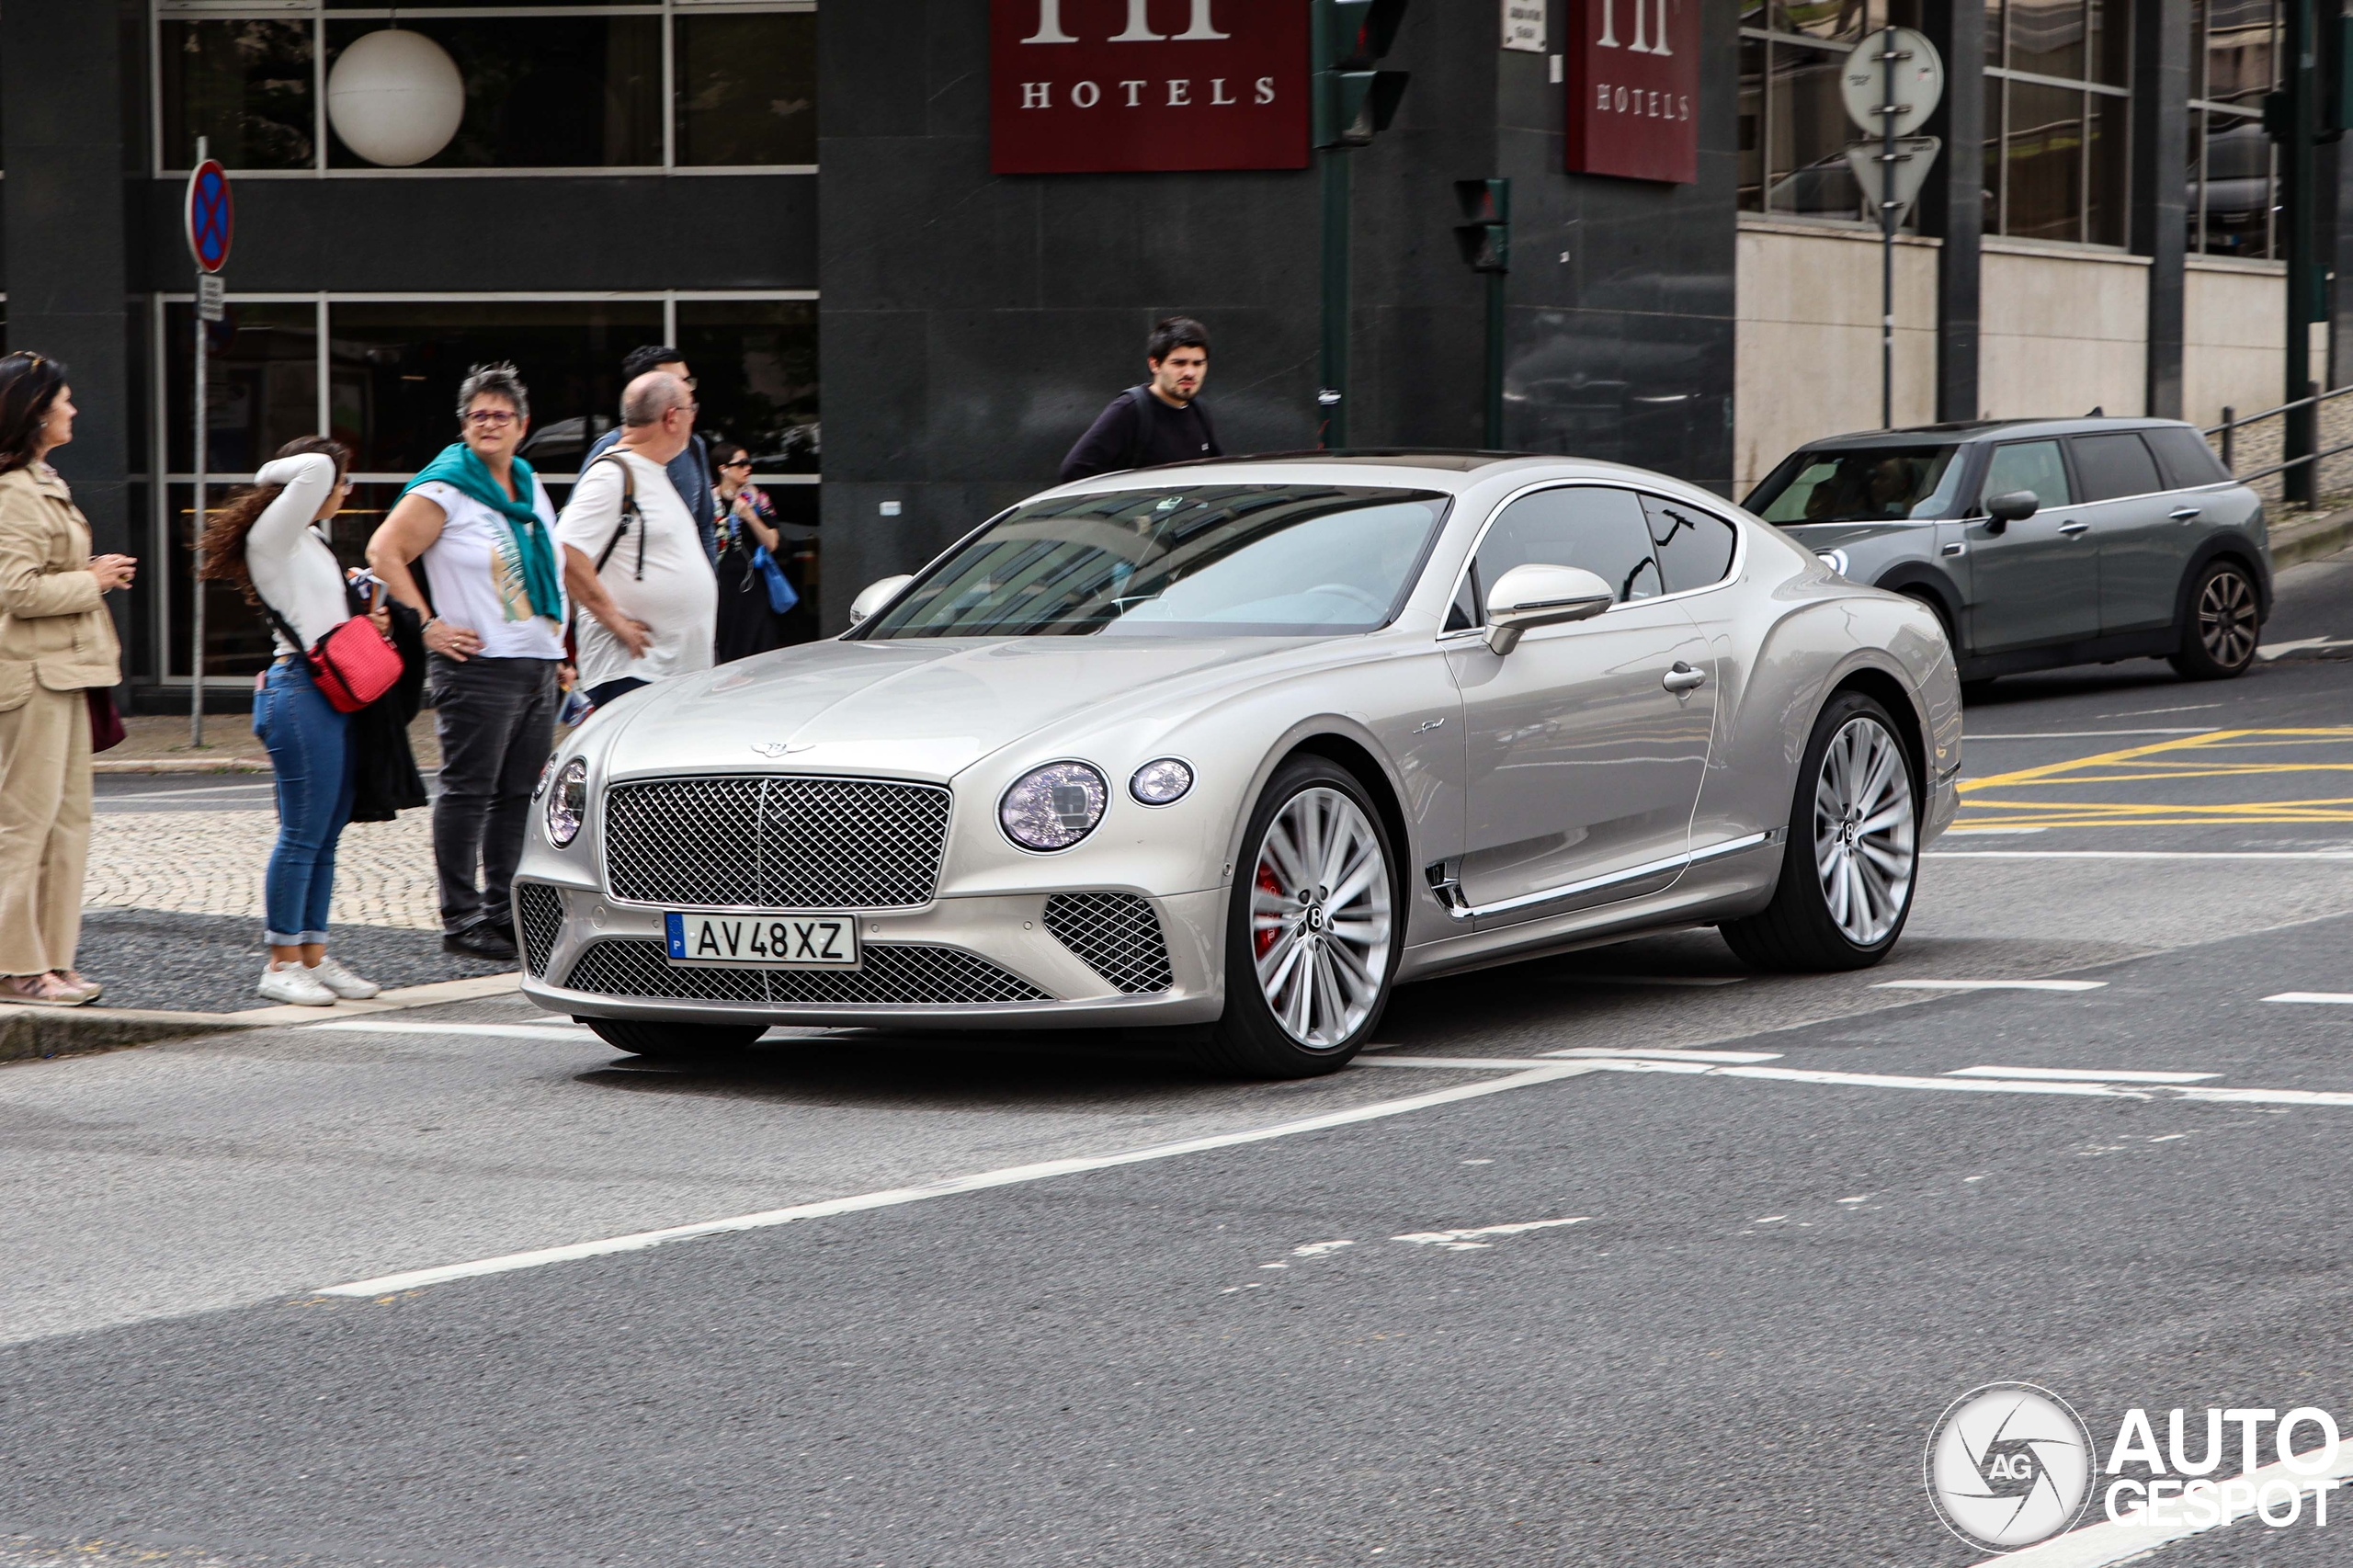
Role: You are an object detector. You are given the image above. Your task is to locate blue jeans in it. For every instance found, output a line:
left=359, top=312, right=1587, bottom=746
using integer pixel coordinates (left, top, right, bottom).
left=254, top=658, right=354, bottom=947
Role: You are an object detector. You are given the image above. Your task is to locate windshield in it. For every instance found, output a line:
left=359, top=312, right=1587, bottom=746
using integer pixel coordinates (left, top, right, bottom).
left=1745, top=446, right=1963, bottom=523
left=858, top=484, right=1452, bottom=640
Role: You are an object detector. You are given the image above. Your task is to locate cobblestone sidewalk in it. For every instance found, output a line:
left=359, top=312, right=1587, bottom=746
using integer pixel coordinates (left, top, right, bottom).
left=87, top=809, right=443, bottom=929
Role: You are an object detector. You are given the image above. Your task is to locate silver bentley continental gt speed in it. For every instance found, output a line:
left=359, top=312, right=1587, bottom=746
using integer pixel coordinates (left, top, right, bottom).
left=516, top=452, right=1962, bottom=1078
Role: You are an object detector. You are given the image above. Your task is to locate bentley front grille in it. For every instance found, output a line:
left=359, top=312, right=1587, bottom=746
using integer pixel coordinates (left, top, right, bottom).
left=1043, top=892, right=1175, bottom=994
left=602, top=775, right=952, bottom=910
left=515, top=883, right=565, bottom=978
left=562, top=939, right=1051, bottom=1006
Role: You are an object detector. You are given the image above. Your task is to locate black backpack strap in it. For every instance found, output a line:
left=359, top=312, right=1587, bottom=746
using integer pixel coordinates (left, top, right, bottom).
left=588, top=451, right=645, bottom=580
left=1123, top=384, right=1155, bottom=470
left=1190, top=397, right=1218, bottom=458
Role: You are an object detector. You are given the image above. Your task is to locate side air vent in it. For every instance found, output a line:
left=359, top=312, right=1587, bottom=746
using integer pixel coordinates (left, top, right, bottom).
left=1043, top=892, right=1175, bottom=994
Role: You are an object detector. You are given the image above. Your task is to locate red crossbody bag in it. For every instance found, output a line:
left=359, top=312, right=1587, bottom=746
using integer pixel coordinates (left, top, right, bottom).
left=256, top=538, right=403, bottom=713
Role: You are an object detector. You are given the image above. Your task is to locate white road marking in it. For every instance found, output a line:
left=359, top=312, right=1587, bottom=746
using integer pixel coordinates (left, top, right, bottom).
left=1836, top=1196, right=1869, bottom=1204
left=1542, top=1047, right=1785, bottom=1063
left=2266, top=992, right=2353, bottom=1005
left=1944, top=825, right=2051, bottom=835
left=1930, top=849, right=2353, bottom=861
left=1589, top=1059, right=2353, bottom=1108
left=1359, top=1056, right=1554, bottom=1071
left=2257, top=635, right=2353, bottom=660
left=1392, top=1217, right=1589, bottom=1250
left=315, top=1062, right=1592, bottom=1297
left=1290, top=1240, right=1354, bottom=1257
left=304, top=1020, right=592, bottom=1042
left=1947, top=1066, right=2222, bottom=1084
left=1872, top=979, right=2108, bottom=992
left=1975, top=1446, right=2353, bottom=1567
left=1962, top=729, right=2217, bottom=740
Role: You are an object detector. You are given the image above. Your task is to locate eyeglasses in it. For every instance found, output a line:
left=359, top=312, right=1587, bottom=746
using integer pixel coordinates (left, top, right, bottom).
left=463, top=409, right=518, bottom=427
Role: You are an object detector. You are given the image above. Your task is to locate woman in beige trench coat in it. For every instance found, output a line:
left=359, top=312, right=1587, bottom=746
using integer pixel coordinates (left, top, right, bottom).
left=0, top=353, right=138, bottom=1006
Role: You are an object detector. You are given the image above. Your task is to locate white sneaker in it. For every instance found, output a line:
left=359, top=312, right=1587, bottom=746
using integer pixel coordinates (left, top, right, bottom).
left=257, top=962, right=337, bottom=1007
left=308, top=956, right=381, bottom=1000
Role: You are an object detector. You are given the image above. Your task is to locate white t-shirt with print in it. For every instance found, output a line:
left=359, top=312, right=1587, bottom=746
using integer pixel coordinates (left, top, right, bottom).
left=555, top=448, right=717, bottom=691
left=412, top=473, right=568, bottom=661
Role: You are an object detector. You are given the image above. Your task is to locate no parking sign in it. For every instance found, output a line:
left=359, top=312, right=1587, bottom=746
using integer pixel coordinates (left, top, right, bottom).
left=185, top=159, right=233, bottom=273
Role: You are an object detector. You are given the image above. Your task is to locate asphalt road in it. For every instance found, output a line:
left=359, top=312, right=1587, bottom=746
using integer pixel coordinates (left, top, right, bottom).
left=6, top=552, right=2351, bottom=1567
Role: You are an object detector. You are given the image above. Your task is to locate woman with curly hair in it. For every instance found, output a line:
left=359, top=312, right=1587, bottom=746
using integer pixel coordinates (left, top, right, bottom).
left=0, top=352, right=135, bottom=1006
left=199, top=435, right=388, bottom=1006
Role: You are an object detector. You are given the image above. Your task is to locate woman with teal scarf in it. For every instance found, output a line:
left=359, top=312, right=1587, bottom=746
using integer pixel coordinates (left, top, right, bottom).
left=364, top=362, right=569, bottom=963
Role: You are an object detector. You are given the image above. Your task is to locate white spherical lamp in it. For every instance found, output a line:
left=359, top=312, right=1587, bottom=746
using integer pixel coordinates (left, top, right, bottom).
left=326, top=29, right=465, bottom=167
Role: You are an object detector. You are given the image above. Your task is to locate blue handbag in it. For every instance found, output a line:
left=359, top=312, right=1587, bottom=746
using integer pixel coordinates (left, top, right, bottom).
left=750, top=543, right=799, bottom=615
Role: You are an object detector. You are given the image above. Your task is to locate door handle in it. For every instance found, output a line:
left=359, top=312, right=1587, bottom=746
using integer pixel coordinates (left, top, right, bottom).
left=2170, top=506, right=2201, bottom=521
left=2057, top=520, right=2090, bottom=537
left=1662, top=662, right=1708, bottom=693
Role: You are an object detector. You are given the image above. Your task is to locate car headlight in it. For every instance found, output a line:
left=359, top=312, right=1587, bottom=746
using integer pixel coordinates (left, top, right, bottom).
left=1817, top=549, right=1850, bottom=576
left=1130, top=757, right=1195, bottom=806
left=545, top=757, right=587, bottom=846
left=999, top=761, right=1108, bottom=851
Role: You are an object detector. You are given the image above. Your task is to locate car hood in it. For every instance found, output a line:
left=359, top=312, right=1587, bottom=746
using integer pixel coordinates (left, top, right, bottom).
left=597, top=635, right=1325, bottom=781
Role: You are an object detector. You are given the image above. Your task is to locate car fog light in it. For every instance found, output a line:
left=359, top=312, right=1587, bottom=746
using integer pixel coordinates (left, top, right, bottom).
left=1000, top=761, right=1108, bottom=851
left=1130, top=757, right=1194, bottom=806
left=546, top=758, right=587, bottom=846
left=1817, top=549, right=1850, bottom=577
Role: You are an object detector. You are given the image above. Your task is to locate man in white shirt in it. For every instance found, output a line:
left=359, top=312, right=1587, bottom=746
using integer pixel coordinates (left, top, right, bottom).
left=556, top=370, right=717, bottom=709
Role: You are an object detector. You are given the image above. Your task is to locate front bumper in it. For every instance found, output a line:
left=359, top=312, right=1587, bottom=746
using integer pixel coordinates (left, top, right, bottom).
left=516, top=880, right=1228, bottom=1029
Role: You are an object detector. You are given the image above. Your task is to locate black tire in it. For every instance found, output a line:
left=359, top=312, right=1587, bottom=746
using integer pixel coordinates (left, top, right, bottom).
left=1194, top=756, right=1404, bottom=1079
left=1720, top=690, right=1921, bottom=972
left=2168, top=559, right=2260, bottom=680
left=579, top=1016, right=767, bottom=1060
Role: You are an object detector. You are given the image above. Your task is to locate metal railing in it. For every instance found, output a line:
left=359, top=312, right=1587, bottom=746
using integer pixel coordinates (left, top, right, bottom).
left=2204, top=381, right=2353, bottom=490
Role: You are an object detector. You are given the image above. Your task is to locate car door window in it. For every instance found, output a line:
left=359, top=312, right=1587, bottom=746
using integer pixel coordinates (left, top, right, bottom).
left=1449, top=485, right=1660, bottom=629
left=2144, top=426, right=2230, bottom=488
left=2070, top=433, right=2164, bottom=502
left=1981, top=440, right=2074, bottom=509
left=1641, top=495, right=1739, bottom=593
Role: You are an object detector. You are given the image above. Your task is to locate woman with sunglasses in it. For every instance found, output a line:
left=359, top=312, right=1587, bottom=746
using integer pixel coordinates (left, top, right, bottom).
left=199, top=436, right=388, bottom=1006
left=711, top=445, right=817, bottom=662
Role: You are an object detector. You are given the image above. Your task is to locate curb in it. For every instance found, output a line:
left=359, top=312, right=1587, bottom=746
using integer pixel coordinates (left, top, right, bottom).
left=2269, top=506, right=2353, bottom=570
left=94, top=757, right=271, bottom=775
left=0, top=971, right=520, bottom=1065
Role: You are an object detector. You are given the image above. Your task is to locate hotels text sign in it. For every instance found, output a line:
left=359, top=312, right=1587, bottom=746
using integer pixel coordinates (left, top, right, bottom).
left=1564, top=0, right=1699, bottom=183
left=992, top=0, right=1309, bottom=174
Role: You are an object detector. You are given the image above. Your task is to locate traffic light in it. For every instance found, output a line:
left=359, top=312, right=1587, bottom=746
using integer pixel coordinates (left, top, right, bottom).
left=1453, top=178, right=1510, bottom=273
left=1313, top=0, right=1410, bottom=149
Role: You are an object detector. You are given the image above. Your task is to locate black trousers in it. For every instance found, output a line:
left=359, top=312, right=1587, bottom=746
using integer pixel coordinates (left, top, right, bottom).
left=427, top=654, right=559, bottom=935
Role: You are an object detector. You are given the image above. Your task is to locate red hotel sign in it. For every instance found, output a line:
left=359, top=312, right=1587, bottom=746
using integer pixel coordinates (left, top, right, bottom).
left=1565, top=0, right=1699, bottom=184
left=991, top=0, right=1309, bottom=175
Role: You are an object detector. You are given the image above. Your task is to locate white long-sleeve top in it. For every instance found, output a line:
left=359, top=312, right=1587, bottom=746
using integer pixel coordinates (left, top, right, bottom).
left=242, top=452, right=349, bottom=654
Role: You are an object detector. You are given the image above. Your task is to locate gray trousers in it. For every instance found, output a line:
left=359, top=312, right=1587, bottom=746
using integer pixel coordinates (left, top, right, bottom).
left=428, top=654, right=559, bottom=935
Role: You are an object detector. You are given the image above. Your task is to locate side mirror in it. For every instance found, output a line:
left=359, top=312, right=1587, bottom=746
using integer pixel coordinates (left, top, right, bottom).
left=1983, top=489, right=2040, bottom=533
left=847, top=574, right=915, bottom=626
left=1483, top=563, right=1614, bottom=655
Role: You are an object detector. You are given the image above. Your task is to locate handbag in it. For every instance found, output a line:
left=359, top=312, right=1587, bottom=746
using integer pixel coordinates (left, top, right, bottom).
left=749, top=543, right=799, bottom=615
left=86, top=687, right=124, bottom=752
left=257, top=597, right=403, bottom=714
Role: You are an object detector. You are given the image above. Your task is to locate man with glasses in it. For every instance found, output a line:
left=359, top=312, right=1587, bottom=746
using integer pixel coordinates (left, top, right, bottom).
left=556, top=370, right=717, bottom=712
left=582, top=345, right=717, bottom=565
left=367, top=362, right=567, bottom=962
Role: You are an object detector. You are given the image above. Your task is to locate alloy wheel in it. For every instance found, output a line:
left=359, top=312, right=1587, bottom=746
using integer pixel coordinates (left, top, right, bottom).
left=1248, top=787, right=1392, bottom=1047
left=2197, top=568, right=2257, bottom=670
left=1812, top=716, right=1916, bottom=948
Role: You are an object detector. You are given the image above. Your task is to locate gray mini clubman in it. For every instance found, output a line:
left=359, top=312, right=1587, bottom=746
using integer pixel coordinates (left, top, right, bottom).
left=1745, top=417, right=2269, bottom=687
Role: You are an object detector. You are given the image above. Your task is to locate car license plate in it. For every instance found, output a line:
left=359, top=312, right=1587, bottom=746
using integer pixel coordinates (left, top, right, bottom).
left=665, top=912, right=860, bottom=969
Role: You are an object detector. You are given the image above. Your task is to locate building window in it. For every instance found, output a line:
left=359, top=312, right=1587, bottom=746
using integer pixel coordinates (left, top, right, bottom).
left=153, top=293, right=817, bottom=680
left=2188, top=0, right=2280, bottom=257
left=1738, top=4, right=1925, bottom=224
left=1984, top=0, right=2131, bottom=245
left=153, top=3, right=817, bottom=175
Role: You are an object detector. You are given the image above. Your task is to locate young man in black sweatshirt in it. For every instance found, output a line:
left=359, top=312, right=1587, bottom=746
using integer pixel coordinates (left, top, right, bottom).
left=1058, top=317, right=1224, bottom=482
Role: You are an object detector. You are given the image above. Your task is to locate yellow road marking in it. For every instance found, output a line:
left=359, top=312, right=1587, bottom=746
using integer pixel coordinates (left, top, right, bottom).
left=1958, top=729, right=2353, bottom=830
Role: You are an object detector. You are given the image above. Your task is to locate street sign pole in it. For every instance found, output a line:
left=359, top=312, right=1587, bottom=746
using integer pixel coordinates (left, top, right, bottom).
left=1880, top=35, right=1897, bottom=429
left=184, top=141, right=233, bottom=746
left=1842, top=30, right=1944, bottom=432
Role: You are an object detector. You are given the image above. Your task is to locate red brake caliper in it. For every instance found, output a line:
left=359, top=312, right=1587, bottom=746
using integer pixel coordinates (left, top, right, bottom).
left=1254, top=862, right=1284, bottom=958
